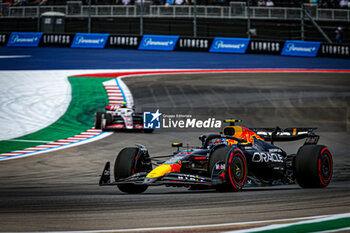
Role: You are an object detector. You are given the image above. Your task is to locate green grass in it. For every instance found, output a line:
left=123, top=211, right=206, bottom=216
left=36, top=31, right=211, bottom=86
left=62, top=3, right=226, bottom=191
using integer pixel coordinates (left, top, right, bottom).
left=257, top=217, right=350, bottom=233
left=0, top=76, right=111, bottom=154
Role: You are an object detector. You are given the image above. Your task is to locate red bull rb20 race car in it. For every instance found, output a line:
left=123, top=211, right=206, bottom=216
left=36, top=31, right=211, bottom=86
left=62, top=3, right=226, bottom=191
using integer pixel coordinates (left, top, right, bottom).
left=94, top=102, right=153, bottom=133
left=99, top=120, right=333, bottom=193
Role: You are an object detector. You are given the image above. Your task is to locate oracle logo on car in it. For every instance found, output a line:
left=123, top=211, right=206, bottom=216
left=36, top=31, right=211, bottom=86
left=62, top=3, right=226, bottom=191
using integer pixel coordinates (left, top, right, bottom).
left=252, top=152, right=284, bottom=163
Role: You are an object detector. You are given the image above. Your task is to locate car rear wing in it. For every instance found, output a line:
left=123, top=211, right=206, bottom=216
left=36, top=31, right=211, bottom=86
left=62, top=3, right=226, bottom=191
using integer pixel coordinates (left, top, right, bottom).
left=250, top=127, right=319, bottom=144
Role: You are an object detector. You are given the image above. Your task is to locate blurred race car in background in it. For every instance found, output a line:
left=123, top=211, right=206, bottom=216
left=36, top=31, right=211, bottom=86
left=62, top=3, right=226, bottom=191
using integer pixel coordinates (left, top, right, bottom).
left=94, top=102, right=153, bottom=133
left=99, top=119, right=332, bottom=193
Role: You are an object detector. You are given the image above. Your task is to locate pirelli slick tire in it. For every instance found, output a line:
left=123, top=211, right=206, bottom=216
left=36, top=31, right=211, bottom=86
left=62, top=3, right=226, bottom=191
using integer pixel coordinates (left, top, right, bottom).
left=105, top=113, right=113, bottom=126
left=224, top=148, right=247, bottom=191
left=295, top=145, right=333, bottom=188
left=94, top=112, right=104, bottom=129
left=209, top=146, right=247, bottom=192
left=114, top=147, right=149, bottom=194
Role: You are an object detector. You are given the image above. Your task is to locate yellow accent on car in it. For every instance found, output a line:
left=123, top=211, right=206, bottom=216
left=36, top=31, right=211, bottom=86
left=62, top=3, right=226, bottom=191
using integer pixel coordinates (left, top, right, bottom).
left=146, top=164, right=173, bottom=178
left=293, top=128, right=297, bottom=135
left=224, top=119, right=242, bottom=123
left=239, top=142, right=250, bottom=145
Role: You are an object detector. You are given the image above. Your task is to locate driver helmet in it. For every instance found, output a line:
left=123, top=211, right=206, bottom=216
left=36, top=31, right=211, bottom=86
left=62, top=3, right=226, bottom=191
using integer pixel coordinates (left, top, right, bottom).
left=207, top=138, right=226, bottom=149
left=120, top=102, right=127, bottom=108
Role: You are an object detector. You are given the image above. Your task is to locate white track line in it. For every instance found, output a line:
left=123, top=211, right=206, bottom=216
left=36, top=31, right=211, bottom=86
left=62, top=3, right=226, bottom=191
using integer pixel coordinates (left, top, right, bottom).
left=0, top=55, right=32, bottom=59
left=224, top=213, right=350, bottom=233
left=6, top=213, right=350, bottom=233
left=313, top=227, right=350, bottom=233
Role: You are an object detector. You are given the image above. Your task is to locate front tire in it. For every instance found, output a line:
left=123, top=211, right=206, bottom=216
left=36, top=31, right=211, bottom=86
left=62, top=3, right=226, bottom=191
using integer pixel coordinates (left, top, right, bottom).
left=114, top=147, right=150, bottom=194
left=225, top=148, right=247, bottom=191
left=105, top=113, right=113, bottom=126
left=94, top=112, right=104, bottom=129
left=295, top=145, right=333, bottom=188
left=209, top=146, right=247, bottom=192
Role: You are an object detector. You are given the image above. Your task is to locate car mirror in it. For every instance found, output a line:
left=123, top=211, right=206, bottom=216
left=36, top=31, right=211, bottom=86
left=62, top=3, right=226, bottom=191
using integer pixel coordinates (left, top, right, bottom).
left=172, top=143, right=183, bottom=148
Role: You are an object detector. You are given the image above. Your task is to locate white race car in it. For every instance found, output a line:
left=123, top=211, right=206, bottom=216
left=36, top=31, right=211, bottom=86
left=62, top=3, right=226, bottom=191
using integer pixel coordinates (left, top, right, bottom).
left=94, top=103, right=153, bottom=133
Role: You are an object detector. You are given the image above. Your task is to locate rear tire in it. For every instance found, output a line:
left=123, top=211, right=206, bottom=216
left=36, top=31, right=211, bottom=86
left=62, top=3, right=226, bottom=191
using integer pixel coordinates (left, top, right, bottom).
left=114, top=147, right=150, bottom=194
left=209, top=146, right=247, bottom=192
left=295, top=145, right=333, bottom=188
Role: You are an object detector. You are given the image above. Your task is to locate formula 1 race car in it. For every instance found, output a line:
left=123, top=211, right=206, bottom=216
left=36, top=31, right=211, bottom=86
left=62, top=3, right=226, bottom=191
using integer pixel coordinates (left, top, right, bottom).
left=94, top=102, right=153, bottom=133
left=99, top=120, right=333, bottom=193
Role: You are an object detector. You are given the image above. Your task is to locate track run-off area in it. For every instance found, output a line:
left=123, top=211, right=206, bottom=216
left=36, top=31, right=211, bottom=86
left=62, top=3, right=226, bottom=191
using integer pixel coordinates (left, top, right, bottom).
left=1, top=68, right=349, bottom=161
left=0, top=47, right=350, bottom=232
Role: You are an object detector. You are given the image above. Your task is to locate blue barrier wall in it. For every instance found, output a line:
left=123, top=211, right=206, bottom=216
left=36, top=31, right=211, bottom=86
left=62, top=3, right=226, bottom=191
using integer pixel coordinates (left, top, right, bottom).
left=281, top=41, right=321, bottom=57
left=210, top=38, right=250, bottom=54
left=2, top=32, right=350, bottom=58
left=7, top=32, right=43, bottom=47
left=71, top=33, right=109, bottom=49
left=138, top=35, right=179, bottom=51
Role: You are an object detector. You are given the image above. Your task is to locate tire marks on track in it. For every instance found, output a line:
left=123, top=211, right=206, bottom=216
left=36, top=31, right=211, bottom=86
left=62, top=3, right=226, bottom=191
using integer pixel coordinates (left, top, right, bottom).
left=2, top=68, right=349, bottom=161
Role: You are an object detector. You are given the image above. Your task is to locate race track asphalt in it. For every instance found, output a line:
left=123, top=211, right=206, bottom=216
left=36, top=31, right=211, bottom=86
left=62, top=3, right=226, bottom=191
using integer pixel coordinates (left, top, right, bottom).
left=0, top=72, right=349, bottom=232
